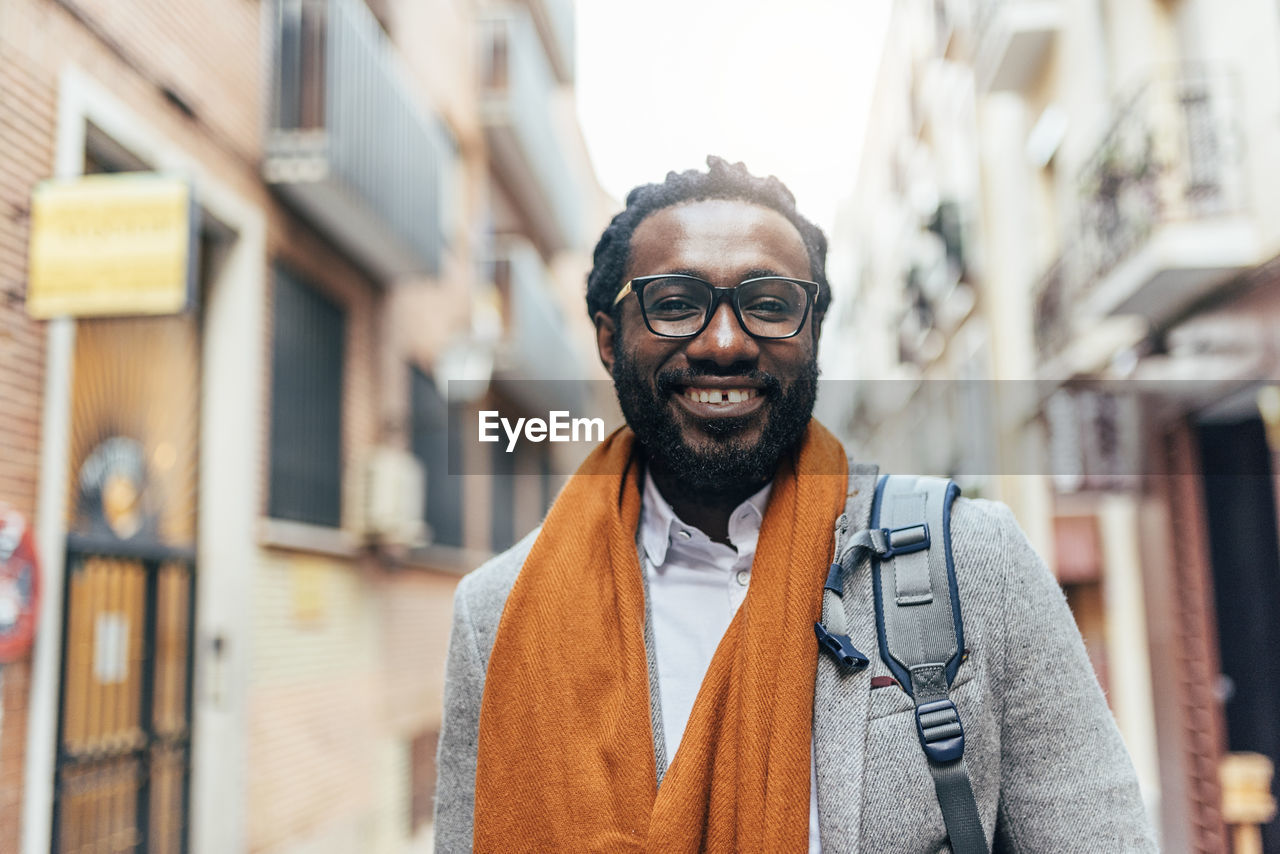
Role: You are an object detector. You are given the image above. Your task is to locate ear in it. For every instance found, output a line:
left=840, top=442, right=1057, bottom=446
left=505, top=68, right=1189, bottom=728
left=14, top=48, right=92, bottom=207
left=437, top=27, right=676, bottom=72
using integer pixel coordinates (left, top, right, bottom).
left=810, top=309, right=826, bottom=346
left=594, top=310, right=617, bottom=374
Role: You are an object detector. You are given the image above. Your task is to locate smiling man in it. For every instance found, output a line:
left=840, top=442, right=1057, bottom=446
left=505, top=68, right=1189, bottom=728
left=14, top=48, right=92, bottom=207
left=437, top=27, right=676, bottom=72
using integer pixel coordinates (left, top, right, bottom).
left=433, top=158, right=1156, bottom=853
left=604, top=194, right=822, bottom=542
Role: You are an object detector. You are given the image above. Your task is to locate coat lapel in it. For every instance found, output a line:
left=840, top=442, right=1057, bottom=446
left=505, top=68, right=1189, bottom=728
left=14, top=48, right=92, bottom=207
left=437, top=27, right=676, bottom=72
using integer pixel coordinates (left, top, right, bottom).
left=814, top=461, right=879, bottom=852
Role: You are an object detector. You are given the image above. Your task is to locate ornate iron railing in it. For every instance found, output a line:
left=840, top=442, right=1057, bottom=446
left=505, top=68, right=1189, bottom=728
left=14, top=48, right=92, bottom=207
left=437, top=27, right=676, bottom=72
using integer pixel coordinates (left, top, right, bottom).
left=1075, top=67, right=1244, bottom=297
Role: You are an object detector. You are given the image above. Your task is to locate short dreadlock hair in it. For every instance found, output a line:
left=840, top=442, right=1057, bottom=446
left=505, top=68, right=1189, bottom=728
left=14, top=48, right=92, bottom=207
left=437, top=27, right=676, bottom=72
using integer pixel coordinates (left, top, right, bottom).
left=585, top=156, right=830, bottom=323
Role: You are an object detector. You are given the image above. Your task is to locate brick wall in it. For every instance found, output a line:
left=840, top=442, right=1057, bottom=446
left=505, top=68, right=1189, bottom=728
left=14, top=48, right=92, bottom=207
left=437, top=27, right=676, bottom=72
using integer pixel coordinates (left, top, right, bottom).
left=0, top=663, right=32, bottom=851
left=0, top=2, right=492, bottom=852
left=0, top=1, right=58, bottom=849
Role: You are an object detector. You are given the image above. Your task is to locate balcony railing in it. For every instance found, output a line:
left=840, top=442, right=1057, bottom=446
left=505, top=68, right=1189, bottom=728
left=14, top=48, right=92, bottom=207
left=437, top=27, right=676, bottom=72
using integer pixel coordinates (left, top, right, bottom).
left=490, top=236, right=585, bottom=412
left=1033, top=255, right=1070, bottom=364
left=1072, top=67, right=1258, bottom=324
left=972, top=0, right=1061, bottom=92
left=1078, top=69, right=1242, bottom=285
left=480, top=7, right=583, bottom=255
left=1045, top=388, right=1142, bottom=494
left=265, top=0, right=453, bottom=280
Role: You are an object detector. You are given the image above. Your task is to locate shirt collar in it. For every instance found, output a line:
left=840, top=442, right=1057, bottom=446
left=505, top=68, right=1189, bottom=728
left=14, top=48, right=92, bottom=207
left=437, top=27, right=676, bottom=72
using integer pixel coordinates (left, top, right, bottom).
left=639, top=468, right=773, bottom=568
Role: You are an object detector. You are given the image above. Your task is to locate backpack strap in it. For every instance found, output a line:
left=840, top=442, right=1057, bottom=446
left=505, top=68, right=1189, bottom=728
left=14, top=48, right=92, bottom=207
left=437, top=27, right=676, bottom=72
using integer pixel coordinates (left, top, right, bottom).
left=872, top=474, right=989, bottom=854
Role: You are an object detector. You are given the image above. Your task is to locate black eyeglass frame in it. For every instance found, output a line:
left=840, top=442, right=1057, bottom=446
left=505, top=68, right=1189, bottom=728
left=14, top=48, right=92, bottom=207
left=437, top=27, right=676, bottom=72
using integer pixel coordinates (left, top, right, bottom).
left=613, top=274, right=821, bottom=340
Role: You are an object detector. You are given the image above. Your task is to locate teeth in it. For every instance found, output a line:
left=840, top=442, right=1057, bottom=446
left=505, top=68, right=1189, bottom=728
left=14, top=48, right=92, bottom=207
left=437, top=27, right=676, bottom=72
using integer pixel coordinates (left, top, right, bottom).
left=684, top=388, right=756, bottom=404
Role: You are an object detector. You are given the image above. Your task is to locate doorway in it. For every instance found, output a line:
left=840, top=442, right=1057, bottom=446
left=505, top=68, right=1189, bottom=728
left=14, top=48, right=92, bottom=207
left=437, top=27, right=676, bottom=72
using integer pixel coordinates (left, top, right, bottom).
left=1197, top=415, right=1280, bottom=853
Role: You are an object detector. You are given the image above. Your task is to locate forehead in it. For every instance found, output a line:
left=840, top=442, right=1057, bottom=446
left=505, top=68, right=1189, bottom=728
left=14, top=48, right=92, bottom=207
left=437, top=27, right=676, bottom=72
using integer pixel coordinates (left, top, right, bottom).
left=626, top=199, right=811, bottom=282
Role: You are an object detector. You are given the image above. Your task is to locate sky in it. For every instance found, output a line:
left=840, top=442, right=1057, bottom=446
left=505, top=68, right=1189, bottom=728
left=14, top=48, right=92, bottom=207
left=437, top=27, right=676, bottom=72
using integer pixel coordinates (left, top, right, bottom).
left=574, top=1, right=893, bottom=235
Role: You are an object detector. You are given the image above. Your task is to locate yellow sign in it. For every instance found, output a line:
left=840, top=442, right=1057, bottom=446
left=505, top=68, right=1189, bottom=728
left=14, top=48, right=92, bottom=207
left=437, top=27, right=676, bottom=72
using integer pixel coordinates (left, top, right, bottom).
left=26, top=173, right=197, bottom=318
left=290, top=558, right=330, bottom=625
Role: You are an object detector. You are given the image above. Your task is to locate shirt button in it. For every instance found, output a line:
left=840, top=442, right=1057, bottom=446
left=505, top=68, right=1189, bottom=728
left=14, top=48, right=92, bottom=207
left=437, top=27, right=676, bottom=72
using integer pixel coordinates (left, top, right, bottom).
left=735, top=569, right=750, bottom=586
left=678, top=530, right=692, bottom=540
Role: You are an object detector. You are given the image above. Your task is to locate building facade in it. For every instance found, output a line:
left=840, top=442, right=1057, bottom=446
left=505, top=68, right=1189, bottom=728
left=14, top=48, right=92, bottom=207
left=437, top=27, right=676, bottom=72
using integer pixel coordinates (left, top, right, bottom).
left=0, top=1, right=604, bottom=852
left=828, top=1, right=1280, bottom=852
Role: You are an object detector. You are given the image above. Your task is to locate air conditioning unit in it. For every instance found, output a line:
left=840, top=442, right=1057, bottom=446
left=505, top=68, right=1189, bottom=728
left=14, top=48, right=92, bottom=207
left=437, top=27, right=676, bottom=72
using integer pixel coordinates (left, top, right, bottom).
left=357, top=447, right=427, bottom=548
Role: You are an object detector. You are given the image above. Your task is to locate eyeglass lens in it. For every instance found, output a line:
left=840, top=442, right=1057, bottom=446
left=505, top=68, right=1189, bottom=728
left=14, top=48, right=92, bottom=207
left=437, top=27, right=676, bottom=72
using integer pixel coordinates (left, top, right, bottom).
left=641, top=278, right=808, bottom=338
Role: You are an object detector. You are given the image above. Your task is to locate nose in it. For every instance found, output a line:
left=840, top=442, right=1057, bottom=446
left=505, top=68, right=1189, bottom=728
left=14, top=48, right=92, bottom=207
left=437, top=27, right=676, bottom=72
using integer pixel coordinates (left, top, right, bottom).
left=682, top=298, right=760, bottom=368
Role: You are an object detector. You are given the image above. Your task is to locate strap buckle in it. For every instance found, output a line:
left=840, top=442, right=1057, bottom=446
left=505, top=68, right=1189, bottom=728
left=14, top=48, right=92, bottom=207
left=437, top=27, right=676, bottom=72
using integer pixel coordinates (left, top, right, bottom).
left=879, top=523, right=930, bottom=558
left=915, top=698, right=965, bottom=763
left=814, top=622, right=870, bottom=670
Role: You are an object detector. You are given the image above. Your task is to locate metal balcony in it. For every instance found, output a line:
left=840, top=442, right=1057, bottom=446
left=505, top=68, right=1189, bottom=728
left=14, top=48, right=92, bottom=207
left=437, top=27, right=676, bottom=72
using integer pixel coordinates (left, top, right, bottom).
left=490, top=237, right=585, bottom=413
left=1031, top=244, right=1151, bottom=382
left=1073, top=68, right=1262, bottom=327
left=973, top=0, right=1061, bottom=92
left=480, top=7, right=584, bottom=256
left=264, top=0, right=453, bottom=281
left=1033, top=254, right=1073, bottom=365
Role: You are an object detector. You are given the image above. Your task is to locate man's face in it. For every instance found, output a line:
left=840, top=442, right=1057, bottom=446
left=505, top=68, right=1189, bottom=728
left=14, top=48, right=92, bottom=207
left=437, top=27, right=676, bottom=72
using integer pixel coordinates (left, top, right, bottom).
left=594, top=199, right=823, bottom=494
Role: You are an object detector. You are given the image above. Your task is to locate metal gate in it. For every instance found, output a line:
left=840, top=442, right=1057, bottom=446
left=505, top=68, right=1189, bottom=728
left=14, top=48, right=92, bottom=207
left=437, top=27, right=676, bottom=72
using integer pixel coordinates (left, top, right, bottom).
left=51, top=534, right=195, bottom=854
left=52, top=304, right=203, bottom=853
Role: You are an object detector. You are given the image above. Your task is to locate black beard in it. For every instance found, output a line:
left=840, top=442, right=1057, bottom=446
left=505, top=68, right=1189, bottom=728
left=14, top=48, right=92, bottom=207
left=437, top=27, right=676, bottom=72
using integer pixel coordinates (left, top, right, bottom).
left=610, top=346, right=819, bottom=501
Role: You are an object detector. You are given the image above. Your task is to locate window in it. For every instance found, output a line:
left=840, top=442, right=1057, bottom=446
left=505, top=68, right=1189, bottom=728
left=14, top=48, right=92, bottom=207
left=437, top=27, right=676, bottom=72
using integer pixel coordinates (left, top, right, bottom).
left=268, top=266, right=345, bottom=527
left=409, top=367, right=464, bottom=548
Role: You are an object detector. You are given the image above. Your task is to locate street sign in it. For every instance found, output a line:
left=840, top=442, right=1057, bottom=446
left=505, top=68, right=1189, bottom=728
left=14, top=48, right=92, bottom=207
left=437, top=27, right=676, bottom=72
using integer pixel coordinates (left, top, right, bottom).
left=0, top=505, right=40, bottom=662
left=26, top=173, right=199, bottom=318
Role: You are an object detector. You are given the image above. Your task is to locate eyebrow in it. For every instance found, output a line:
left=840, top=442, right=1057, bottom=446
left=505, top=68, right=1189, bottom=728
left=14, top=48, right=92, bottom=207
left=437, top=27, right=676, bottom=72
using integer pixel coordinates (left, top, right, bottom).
left=655, top=267, right=787, bottom=281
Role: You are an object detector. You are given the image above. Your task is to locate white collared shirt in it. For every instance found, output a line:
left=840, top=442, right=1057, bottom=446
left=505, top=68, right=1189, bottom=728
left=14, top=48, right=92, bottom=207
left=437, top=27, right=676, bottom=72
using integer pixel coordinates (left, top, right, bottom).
left=639, top=470, right=822, bottom=853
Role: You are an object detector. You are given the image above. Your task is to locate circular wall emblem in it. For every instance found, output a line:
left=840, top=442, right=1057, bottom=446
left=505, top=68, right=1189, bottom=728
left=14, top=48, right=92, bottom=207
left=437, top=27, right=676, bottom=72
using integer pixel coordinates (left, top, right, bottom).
left=77, top=436, right=151, bottom=540
left=0, top=505, right=41, bottom=662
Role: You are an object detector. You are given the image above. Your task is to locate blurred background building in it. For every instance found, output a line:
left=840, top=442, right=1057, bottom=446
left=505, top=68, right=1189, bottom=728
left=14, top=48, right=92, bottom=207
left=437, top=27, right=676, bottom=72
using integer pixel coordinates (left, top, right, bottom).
left=0, top=0, right=609, bottom=852
left=2, top=0, right=1279, bottom=852
left=825, top=0, right=1280, bottom=851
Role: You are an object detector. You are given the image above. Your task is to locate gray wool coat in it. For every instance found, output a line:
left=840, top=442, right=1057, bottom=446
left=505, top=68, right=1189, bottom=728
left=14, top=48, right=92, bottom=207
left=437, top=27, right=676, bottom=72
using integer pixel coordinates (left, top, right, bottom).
left=433, top=462, right=1159, bottom=853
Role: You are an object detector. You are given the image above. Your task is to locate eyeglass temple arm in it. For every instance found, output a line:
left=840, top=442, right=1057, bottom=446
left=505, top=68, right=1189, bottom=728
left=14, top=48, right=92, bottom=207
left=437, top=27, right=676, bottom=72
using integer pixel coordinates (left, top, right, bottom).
left=612, top=281, right=633, bottom=306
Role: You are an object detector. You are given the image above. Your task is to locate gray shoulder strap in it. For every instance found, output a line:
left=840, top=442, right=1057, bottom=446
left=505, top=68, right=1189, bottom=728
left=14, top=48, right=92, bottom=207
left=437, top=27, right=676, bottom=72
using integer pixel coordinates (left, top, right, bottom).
left=872, top=474, right=989, bottom=854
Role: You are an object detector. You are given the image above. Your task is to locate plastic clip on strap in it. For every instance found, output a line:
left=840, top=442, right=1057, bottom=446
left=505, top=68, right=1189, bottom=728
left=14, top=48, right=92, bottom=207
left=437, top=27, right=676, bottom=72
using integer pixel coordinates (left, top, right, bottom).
left=915, top=697, right=965, bottom=763
left=815, top=526, right=891, bottom=671
left=814, top=618, right=869, bottom=670
left=815, top=560, right=870, bottom=671
left=879, top=522, right=929, bottom=558
left=910, top=668, right=982, bottom=851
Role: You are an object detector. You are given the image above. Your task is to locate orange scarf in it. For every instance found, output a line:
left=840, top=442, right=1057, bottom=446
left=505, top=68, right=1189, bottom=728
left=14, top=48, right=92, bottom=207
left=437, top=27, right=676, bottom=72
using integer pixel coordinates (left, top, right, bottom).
left=474, top=421, right=848, bottom=852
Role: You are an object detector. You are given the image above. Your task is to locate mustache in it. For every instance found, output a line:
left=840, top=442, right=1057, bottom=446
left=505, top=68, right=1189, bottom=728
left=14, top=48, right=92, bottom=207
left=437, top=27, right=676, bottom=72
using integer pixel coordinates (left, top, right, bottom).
left=654, top=367, right=782, bottom=398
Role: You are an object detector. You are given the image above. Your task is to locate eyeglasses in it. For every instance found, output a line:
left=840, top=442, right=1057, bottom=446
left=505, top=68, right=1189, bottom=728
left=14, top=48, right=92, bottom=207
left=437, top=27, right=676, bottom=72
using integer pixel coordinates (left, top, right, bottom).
left=612, top=274, right=819, bottom=340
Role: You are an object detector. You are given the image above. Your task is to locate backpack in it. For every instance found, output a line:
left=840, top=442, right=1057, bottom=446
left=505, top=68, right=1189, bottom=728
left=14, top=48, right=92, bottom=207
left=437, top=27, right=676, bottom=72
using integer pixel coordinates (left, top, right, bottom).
left=814, top=474, right=988, bottom=854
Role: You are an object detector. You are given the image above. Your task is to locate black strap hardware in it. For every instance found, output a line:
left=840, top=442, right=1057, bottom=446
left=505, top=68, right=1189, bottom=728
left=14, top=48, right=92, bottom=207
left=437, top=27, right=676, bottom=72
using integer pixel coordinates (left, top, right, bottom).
left=813, top=622, right=869, bottom=670
left=915, top=698, right=965, bottom=763
left=880, top=522, right=929, bottom=558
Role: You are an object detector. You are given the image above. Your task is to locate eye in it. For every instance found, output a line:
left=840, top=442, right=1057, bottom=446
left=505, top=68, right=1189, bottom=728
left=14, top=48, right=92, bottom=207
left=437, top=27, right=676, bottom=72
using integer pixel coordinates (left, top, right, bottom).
left=739, top=279, right=806, bottom=320
left=650, top=296, right=699, bottom=313
left=743, top=297, right=791, bottom=315
left=642, top=278, right=709, bottom=318
left=742, top=295, right=800, bottom=319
